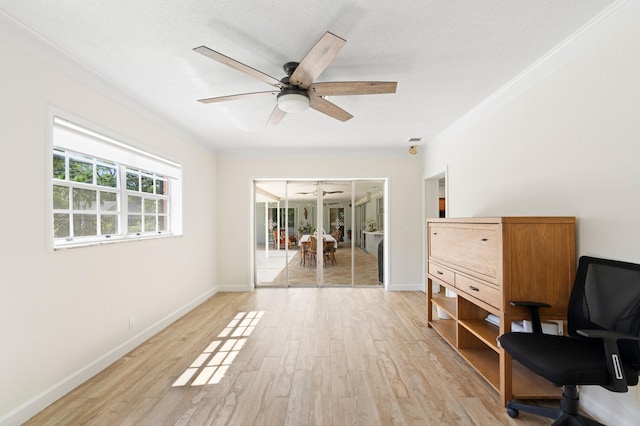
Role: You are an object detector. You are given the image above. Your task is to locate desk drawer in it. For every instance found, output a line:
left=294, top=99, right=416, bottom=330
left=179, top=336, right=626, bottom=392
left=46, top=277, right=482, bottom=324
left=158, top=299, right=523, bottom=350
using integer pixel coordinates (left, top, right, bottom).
left=429, top=262, right=455, bottom=286
left=456, top=274, right=501, bottom=309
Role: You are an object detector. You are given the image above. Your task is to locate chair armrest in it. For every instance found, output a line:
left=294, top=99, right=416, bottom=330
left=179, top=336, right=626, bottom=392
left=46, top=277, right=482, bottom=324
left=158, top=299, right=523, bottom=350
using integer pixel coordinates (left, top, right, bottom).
left=577, top=329, right=640, bottom=392
left=509, top=301, right=551, bottom=334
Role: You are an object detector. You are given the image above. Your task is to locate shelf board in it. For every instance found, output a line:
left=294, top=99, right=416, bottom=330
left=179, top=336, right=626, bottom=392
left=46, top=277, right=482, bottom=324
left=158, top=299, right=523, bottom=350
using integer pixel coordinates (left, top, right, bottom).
left=458, top=348, right=500, bottom=392
left=456, top=349, right=562, bottom=399
left=429, top=319, right=456, bottom=347
left=459, top=319, right=499, bottom=352
left=431, top=294, right=456, bottom=318
left=513, top=361, right=563, bottom=399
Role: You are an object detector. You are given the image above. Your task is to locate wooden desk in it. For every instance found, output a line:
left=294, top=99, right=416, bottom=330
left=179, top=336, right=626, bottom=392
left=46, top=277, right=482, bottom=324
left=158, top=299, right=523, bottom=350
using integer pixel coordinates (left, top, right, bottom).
left=426, top=217, right=576, bottom=405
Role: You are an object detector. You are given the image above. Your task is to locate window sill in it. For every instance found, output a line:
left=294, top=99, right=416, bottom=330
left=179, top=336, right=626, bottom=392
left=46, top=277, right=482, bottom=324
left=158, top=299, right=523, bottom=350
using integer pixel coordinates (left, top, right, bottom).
left=53, top=233, right=182, bottom=251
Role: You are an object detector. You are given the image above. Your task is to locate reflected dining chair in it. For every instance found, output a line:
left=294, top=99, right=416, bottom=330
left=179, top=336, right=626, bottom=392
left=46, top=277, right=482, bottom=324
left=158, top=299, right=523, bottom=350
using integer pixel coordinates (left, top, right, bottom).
left=299, top=240, right=310, bottom=266
left=309, top=236, right=326, bottom=267
left=325, top=239, right=337, bottom=266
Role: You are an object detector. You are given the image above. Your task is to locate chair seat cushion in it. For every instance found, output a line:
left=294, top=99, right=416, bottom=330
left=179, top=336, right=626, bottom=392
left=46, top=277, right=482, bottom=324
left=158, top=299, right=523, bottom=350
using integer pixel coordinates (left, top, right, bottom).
left=499, top=332, right=639, bottom=387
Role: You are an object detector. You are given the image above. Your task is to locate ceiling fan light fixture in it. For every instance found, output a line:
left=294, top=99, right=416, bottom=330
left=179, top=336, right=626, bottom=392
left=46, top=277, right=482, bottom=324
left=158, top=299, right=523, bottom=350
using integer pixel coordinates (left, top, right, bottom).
left=277, top=89, right=310, bottom=113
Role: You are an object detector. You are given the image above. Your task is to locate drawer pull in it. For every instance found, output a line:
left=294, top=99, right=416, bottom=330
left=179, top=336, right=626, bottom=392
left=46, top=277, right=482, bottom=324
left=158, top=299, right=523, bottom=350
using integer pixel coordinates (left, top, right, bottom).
left=481, top=238, right=488, bottom=241
left=436, top=270, right=444, bottom=275
left=469, top=286, right=480, bottom=292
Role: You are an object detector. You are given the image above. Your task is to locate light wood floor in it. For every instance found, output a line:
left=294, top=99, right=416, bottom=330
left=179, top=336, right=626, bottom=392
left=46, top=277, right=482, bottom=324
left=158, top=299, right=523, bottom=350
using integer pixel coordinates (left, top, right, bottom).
left=26, top=289, right=554, bottom=425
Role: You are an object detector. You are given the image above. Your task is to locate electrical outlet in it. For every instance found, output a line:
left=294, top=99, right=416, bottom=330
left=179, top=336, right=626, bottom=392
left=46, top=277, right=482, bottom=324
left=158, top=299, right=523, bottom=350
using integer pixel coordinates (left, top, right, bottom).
left=129, top=315, right=135, bottom=329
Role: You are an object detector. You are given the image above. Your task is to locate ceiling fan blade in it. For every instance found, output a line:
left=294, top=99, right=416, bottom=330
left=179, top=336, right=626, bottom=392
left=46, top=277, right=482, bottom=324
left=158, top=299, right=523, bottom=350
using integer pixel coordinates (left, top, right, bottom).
left=324, top=191, right=344, bottom=194
left=290, top=32, right=346, bottom=89
left=267, top=105, right=286, bottom=126
left=310, top=81, right=397, bottom=96
left=197, top=91, right=279, bottom=104
left=309, top=96, right=353, bottom=122
left=193, top=46, right=284, bottom=88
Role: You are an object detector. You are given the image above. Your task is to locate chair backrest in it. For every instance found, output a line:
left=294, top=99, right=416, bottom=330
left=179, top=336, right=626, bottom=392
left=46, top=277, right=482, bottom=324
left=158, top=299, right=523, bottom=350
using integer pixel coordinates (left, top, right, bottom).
left=568, top=256, right=640, bottom=369
left=309, top=236, right=317, bottom=251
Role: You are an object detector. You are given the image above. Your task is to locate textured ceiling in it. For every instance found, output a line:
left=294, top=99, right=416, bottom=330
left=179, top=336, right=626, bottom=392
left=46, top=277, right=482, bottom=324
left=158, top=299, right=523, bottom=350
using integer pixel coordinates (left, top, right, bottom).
left=0, top=0, right=615, bottom=154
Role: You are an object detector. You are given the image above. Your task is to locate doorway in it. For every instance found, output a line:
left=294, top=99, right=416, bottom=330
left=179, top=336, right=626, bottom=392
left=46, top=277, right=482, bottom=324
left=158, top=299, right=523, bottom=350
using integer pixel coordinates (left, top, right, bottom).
left=425, top=168, right=447, bottom=293
left=254, top=179, right=386, bottom=287
left=425, top=169, right=447, bottom=220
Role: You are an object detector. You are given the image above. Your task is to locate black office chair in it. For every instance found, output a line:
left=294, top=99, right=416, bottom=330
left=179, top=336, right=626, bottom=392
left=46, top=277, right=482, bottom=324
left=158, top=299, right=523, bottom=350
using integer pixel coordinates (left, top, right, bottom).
left=499, top=256, right=640, bottom=425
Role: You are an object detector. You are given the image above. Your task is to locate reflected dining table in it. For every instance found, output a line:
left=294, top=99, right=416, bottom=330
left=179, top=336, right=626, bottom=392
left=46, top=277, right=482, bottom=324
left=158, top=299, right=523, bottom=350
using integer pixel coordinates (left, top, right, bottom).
left=298, top=234, right=337, bottom=266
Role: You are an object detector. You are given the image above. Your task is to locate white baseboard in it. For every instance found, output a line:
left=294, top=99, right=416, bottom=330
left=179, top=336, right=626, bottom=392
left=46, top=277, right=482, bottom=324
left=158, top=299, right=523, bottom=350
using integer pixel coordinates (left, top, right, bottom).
left=1, top=287, right=219, bottom=426
left=217, top=283, right=253, bottom=292
left=387, top=283, right=425, bottom=291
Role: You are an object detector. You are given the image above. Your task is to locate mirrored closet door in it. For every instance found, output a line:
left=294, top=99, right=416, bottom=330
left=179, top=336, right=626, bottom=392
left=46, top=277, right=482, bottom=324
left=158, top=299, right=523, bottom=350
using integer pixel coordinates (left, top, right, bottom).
left=254, top=179, right=385, bottom=287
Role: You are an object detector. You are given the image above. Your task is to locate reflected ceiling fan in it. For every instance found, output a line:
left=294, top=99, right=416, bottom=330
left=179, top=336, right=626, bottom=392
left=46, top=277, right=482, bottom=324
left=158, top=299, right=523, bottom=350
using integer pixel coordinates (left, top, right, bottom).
left=297, top=190, right=344, bottom=196
left=194, top=31, right=397, bottom=125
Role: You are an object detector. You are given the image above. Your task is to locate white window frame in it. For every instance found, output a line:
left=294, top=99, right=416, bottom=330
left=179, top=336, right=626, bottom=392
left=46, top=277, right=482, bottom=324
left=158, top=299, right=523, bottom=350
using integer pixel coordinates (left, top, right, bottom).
left=48, top=113, right=182, bottom=249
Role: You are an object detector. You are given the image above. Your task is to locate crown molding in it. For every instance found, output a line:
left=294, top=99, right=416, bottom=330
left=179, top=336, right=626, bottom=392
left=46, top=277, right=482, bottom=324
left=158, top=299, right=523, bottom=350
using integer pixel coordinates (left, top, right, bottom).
left=0, top=11, right=213, bottom=153
left=431, top=0, right=636, bottom=145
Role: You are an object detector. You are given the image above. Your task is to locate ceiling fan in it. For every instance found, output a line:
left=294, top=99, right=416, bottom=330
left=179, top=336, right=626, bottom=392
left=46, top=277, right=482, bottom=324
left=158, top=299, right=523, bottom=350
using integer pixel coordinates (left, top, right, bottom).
left=297, top=190, right=344, bottom=196
left=193, top=31, right=397, bottom=125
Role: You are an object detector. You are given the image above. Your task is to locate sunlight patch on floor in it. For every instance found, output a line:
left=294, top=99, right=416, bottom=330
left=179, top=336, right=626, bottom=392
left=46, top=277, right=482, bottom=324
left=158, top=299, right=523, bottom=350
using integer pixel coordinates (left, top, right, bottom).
left=172, top=311, right=265, bottom=387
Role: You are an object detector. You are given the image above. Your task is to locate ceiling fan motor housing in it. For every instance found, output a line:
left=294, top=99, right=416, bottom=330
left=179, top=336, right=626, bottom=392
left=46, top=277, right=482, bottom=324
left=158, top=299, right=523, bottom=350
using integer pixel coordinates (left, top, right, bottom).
left=277, top=87, right=310, bottom=112
left=283, top=61, right=300, bottom=76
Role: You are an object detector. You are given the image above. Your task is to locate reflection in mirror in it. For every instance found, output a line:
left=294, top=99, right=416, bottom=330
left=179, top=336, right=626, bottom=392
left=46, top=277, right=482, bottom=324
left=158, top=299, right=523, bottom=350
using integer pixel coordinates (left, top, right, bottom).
left=353, top=180, right=384, bottom=286
left=254, top=181, right=288, bottom=287
left=254, top=179, right=385, bottom=287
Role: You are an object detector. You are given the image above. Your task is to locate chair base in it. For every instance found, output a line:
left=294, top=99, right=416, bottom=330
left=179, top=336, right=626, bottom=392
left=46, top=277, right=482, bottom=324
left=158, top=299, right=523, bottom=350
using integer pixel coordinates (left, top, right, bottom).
left=506, top=386, right=603, bottom=426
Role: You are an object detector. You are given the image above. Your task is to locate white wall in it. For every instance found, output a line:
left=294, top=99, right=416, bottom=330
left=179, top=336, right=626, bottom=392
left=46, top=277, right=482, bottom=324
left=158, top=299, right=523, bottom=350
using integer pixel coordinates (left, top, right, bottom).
left=0, top=26, right=218, bottom=424
left=216, top=155, right=423, bottom=291
left=423, top=2, right=640, bottom=424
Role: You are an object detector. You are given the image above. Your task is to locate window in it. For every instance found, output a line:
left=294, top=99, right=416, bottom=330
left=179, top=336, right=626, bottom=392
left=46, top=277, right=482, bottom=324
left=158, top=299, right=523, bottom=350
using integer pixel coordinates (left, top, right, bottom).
left=51, top=116, right=182, bottom=248
left=124, top=168, right=169, bottom=234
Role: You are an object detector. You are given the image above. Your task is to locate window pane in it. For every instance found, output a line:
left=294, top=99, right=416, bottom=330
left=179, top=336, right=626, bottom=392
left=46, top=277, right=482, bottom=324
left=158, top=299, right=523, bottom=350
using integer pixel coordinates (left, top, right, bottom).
left=53, top=185, right=69, bottom=209
left=69, top=158, right=93, bottom=183
left=128, top=195, right=142, bottom=213
left=100, top=192, right=118, bottom=211
left=158, top=199, right=167, bottom=214
left=101, top=214, right=117, bottom=235
left=144, top=198, right=156, bottom=213
left=158, top=215, right=168, bottom=232
left=96, top=164, right=117, bottom=188
left=53, top=153, right=66, bottom=179
left=54, top=213, right=70, bottom=238
left=141, top=175, right=154, bottom=193
left=73, top=188, right=97, bottom=210
left=155, top=179, right=166, bottom=195
left=73, top=214, right=97, bottom=236
left=126, top=171, right=139, bottom=191
left=128, top=215, right=142, bottom=233
left=144, top=215, right=157, bottom=232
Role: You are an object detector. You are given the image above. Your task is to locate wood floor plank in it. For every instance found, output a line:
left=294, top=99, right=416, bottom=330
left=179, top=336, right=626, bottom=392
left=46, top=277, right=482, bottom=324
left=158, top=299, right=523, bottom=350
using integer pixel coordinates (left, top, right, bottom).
left=24, top=289, right=553, bottom=425
left=295, top=331, right=316, bottom=372
left=351, top=370, right=383, bottom=426
left=284, top=371, right=312, bottom=426
left=309, top=356, right=332, bottom=425
left=331, top=397, right=357, bottom=426
left=342, top=326, right=366, bottom=372
left=329, top=339, right=351, bottom=398
left=270, top=339, right=300, bottom=398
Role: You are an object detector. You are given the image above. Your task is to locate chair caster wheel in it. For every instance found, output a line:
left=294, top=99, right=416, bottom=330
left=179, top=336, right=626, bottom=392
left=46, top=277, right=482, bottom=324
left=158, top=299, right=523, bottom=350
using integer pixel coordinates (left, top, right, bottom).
left=507, top=407, right=519, bottom=418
